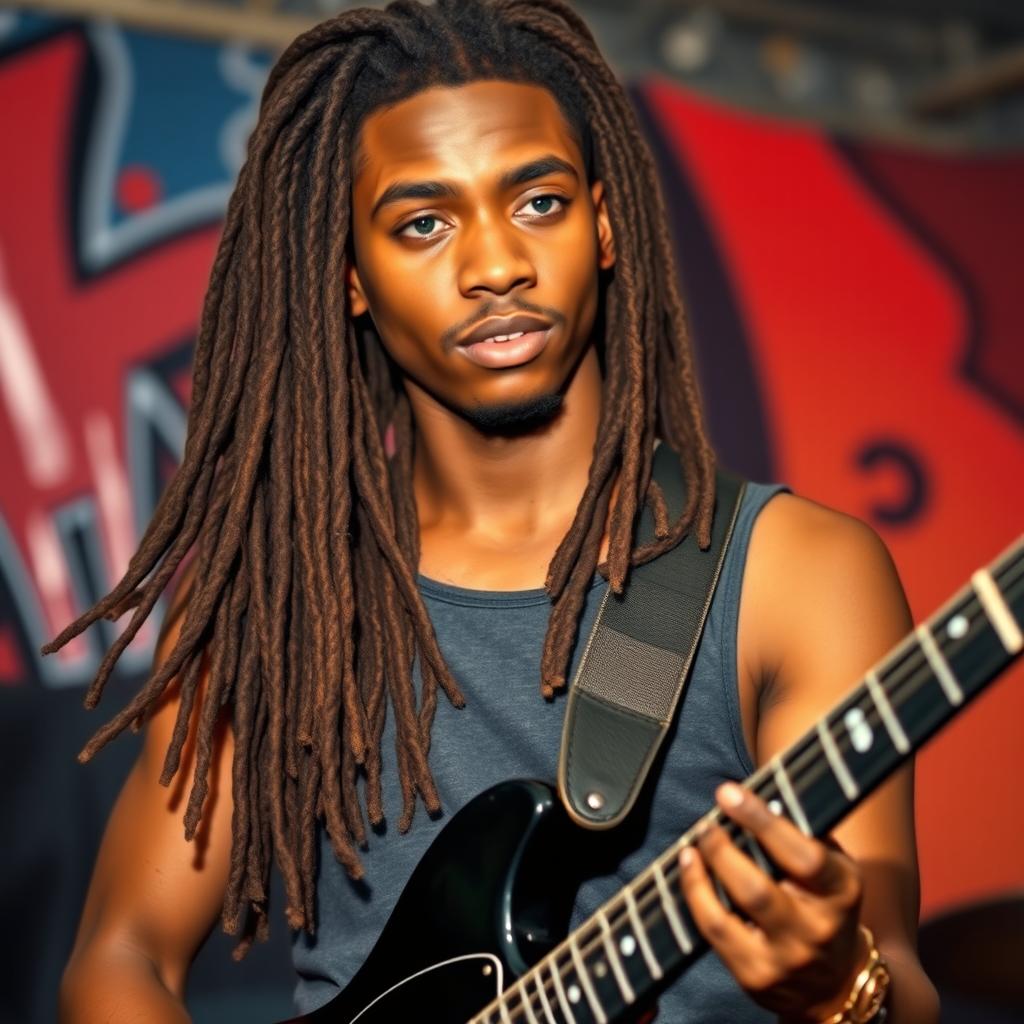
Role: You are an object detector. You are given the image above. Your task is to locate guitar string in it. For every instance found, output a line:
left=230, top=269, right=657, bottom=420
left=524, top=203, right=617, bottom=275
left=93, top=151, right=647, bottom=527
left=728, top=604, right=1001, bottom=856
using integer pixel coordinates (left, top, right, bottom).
left=480, top=562, right=1024, bottom=1024
left=743, top=549, right=1024, bottom=824
left=612, top=561, right=1024, bottom=973
left=472, top=556, right=1024, bottom=1024
left=477, top=561, right=1024, bottom=1024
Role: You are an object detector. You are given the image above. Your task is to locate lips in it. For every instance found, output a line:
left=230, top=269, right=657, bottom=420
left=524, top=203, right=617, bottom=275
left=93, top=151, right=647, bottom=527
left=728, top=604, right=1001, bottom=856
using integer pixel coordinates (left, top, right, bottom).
left=457, top=313, right=553, bottom=348
left=457, top=327, right=553, bottom=369
left=454, top=312, right=555, bottom=370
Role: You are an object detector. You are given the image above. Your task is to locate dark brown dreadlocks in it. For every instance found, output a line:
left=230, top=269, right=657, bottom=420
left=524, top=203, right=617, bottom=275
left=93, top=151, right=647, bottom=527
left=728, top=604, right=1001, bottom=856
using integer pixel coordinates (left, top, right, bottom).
left=43, top=0, right=716, bottom=956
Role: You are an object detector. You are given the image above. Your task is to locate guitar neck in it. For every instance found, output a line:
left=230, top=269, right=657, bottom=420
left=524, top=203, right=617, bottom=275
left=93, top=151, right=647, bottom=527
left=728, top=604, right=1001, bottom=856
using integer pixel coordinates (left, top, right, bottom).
left=472, top=535, right=1024, bottom=1024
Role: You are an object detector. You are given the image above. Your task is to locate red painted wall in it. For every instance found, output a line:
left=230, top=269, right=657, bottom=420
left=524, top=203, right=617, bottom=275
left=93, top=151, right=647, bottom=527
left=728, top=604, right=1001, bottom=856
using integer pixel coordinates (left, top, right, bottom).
left=644, top=81, right=1024, bottom=915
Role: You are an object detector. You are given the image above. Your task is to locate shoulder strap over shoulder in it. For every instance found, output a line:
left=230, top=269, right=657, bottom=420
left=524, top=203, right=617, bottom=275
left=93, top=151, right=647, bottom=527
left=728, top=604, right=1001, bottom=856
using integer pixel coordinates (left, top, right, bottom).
left=557, top=445, right=746, bottom=829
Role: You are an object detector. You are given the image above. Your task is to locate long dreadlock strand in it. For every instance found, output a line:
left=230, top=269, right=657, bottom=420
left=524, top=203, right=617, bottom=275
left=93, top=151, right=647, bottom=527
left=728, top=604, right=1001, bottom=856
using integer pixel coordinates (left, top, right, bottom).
left=45, top=0, right=719, bottom=952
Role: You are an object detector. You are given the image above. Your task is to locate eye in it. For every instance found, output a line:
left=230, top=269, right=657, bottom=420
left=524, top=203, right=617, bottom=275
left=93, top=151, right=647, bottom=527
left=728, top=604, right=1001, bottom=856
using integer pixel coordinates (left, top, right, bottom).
left=516, top=193, right=570, bottom=219
left=394, top=193, right=571, bottom=240
left=397, top=214, right=444, bottom=239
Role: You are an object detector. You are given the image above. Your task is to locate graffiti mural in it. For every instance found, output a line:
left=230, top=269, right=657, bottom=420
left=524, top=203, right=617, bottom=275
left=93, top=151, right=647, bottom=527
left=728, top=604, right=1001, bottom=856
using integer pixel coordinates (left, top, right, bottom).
left=636, top=81, right=1024, bottom=917
left=0, top=9, right=1021, bottom=1021
left=0, top=16, right=270, bottom=692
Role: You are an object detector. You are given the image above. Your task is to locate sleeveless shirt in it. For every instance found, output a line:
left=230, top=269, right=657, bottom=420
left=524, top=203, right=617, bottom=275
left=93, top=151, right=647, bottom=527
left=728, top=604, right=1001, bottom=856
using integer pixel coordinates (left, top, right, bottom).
left=291, top=480, right=789, bottom=1021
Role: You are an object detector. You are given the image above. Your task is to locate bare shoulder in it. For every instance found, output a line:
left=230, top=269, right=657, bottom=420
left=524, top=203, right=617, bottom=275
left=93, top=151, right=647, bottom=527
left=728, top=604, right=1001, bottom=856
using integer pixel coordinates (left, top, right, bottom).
left=748, top=490, right=899, bottom=580
left=739, top=491, right=912, bottom=722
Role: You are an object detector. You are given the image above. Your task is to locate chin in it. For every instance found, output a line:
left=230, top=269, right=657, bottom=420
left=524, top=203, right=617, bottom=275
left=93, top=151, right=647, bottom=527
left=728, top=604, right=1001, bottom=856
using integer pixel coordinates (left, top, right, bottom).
left=456, top=391, right=564, bottom=437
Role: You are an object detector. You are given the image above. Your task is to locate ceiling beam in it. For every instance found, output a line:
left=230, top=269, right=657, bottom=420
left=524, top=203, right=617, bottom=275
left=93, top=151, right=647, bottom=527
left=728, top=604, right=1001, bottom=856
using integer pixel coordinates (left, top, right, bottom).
left=18, top=0, right=317, bottom=49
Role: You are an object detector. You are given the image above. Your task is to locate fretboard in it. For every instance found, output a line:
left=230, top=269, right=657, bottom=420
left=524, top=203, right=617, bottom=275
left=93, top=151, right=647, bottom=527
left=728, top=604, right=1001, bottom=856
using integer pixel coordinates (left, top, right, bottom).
left=470, top=534, right=1024, bottom=1024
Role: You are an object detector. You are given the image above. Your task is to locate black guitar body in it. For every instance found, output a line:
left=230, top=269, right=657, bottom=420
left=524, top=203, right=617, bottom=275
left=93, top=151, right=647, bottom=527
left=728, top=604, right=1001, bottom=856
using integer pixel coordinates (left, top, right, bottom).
left=287, top=779, right=614, bottom=1023
left=278, top=538, right=1024, bottom=1024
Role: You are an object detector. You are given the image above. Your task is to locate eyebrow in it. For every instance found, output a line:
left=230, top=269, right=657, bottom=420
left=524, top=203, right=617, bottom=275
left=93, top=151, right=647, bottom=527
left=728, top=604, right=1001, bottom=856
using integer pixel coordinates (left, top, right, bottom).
left=370, top=154, right=579, bottom=220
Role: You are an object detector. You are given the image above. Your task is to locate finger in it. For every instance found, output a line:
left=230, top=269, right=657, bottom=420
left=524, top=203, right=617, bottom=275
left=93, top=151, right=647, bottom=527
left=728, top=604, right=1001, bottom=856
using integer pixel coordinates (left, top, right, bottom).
left=715, top=783, right=849, bottom=896
left=678, top=843, right=765, bottom=964
left=694, top=823, right=795, bottom=937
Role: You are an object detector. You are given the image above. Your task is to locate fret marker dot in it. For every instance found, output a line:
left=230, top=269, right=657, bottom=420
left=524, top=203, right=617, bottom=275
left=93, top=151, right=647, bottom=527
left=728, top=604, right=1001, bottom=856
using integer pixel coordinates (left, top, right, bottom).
left=567, top=984, right=582, bottom=1003
left=843, top=707, right=874, bottom=753
left=594, top=960, right=607, bottom=978
left=768, top=799, right=783, bottom=816
left=620, top=935, right=637, bottom=957
left=948, top=614, right=969, bottom=639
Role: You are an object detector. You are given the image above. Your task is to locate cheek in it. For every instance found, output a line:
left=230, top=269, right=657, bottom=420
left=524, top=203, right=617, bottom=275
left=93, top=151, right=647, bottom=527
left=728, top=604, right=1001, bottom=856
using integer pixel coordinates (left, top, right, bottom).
left=354, top=255, right=433, bottom=358
left=561, top=238, right=601, bottom=338
left=361, top=280, right=452, bottom=386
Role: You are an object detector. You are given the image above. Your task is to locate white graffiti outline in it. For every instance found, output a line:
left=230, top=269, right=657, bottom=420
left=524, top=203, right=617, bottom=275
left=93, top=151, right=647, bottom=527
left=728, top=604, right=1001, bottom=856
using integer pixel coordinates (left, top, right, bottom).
left=77, top=21, right=234, bottom=273
left=217, top=41, right=267, bottom=177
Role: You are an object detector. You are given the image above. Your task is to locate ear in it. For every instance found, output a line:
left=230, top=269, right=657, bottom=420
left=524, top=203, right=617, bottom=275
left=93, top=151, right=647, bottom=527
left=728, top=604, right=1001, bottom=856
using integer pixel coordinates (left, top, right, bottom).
left=346, top=258, right=369, bottom=318
left=591, top=179, right=616, bottom=271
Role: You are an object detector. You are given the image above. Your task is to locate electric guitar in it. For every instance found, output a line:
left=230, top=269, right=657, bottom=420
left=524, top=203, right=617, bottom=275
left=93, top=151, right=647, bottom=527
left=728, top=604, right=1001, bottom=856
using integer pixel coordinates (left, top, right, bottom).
left=282, top=535, right=1023, bottom=1024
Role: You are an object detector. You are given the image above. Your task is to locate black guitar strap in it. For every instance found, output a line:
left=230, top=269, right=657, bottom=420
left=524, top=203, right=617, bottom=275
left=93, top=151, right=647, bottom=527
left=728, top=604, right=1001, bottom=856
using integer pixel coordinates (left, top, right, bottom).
left=557, top=443, right=746, bottom=829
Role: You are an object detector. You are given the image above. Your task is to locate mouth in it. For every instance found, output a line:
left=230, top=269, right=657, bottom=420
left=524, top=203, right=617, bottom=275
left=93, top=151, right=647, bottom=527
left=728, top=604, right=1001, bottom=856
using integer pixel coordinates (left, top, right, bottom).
left=456, top=327, right=553, bottom=369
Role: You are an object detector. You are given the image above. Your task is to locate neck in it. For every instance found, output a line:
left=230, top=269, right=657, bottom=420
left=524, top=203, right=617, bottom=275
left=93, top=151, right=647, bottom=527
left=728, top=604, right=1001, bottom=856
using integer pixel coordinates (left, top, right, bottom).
left=409, top=347, right=603, bottom=546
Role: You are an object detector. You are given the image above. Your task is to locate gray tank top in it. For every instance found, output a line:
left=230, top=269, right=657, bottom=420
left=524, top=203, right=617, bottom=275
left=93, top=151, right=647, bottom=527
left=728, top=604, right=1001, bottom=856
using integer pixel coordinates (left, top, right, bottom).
left=292, top=481, right=789, bottom=1021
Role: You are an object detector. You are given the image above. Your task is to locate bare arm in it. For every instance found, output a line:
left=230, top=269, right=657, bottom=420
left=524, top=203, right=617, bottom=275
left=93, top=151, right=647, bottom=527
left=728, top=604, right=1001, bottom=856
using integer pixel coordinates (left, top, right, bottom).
left=746, top=496, right=939, bottom=1021
left=59, top=562, right=234, bottom=1022
left=678, top=494, right=939, bottom=1022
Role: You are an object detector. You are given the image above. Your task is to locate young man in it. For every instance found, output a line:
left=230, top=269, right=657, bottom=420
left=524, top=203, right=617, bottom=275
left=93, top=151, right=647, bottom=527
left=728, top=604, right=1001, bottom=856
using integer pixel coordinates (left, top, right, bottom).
left=55, top=1, right=939, bottom=1020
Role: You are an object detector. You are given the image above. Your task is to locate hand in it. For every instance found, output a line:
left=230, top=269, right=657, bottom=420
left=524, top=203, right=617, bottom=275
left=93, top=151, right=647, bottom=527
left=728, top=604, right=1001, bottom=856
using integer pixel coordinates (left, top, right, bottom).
left=678, top=781, right=867, bottom=1022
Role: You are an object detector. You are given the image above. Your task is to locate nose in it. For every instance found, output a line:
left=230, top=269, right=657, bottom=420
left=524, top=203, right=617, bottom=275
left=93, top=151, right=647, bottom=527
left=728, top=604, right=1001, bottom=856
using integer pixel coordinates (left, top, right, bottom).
left=456, top=213, right=537, bottom=298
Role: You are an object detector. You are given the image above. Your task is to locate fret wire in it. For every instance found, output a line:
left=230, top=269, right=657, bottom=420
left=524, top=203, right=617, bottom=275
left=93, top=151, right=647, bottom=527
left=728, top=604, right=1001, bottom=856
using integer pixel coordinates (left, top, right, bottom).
left=815, top=718, right=858, bottom=800
left=770, top=755, right=812, bottom=834
left=972, top=569, right=1024, bottom=653
left=746, top=570, right=1021, bottom=843
left=652, top=858, right=693, bottom=953
left=569, top=935, right=607, bottom=1024
left=598, top=909, right=636, bottom=1004
left=992, top=540, right=1024, bottom=593
left=569, top=562, right=1003, bottom=1014
left=837, top=592, right=985, bottom=744
left=916, top=624, right=964, bottom=705
left=535, top=969, right=557, bottom=1024
left=814, top=562, right=1022, bottom=785
left=495, top=883, right=667, bottom=1024
left=503, top=988, right=517, bottom=1024
left=495, top=952, right=573, bottom=1024
left=623, top=885, right=663, bottom=980
left=795, top=554, right=1024, bottom=802
left=871, top=630, right=926, bottom=695
left=518, top=978, right=540, bottom=1024
left=871, top=570, right=989, bottom=692
left=603, top=570, right=1024, bottom=1013
left=773, top=580, right=1010, bottom=807
left=549, top=958, right=576, bottom=1023
left=864, top=668, right=910, bottom=753
left=752, top=571, right=1024, bottom=840
left=478, top=566, right=1024, bottom=1024
left=674, top=573, right=1024, bottom=876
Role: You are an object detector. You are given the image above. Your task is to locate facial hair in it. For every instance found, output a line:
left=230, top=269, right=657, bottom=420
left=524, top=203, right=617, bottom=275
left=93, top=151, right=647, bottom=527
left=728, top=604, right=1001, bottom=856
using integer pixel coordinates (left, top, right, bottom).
left=458, top=391, right=564, bottom=437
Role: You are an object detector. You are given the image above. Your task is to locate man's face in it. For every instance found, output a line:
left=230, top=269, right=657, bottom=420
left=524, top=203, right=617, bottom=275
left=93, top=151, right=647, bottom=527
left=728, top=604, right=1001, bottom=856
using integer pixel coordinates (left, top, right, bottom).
left=346, top=79, right=615, bottom=429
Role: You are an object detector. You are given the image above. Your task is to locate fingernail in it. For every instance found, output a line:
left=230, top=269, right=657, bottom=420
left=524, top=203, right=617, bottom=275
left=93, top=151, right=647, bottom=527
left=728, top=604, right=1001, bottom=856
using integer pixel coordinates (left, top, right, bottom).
left=680, top=847, right=695, bottom=868
left=719, top=782, right=744, bottom=808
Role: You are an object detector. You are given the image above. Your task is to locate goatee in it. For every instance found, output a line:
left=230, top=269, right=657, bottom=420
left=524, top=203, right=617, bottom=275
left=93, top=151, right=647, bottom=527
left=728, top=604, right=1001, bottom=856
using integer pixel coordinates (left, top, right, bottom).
left=459, top=392, right=564, bottom=436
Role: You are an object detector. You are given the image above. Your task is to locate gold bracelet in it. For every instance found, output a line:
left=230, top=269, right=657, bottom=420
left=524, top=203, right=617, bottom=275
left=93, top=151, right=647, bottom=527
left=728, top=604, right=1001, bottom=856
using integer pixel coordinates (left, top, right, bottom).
left=822, top=925, right=891, bottom=1024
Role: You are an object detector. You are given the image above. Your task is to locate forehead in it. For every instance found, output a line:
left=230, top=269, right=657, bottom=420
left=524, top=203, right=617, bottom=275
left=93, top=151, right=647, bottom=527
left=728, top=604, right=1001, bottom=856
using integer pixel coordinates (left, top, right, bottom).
left=352, top=79, right=581, bottom=190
